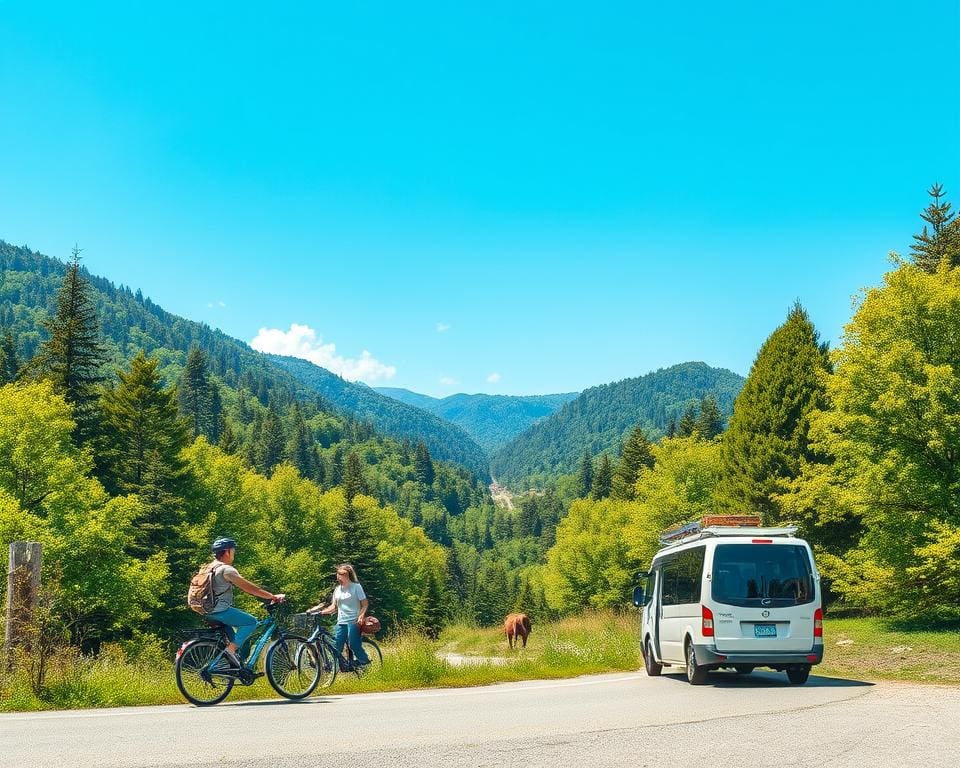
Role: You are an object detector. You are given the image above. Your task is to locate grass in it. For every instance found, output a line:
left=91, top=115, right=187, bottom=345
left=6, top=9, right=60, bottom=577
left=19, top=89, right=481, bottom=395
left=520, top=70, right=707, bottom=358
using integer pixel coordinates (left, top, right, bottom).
left=1, top=612, right=957, bottom=711
left=818, top=617, right=960, bottom=684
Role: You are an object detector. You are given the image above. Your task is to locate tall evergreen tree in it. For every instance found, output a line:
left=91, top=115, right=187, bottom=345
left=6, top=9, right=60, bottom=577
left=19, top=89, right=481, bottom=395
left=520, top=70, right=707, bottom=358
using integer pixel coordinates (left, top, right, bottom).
left=576, top=448, right=594, bottom=498
left=32, top=246, right=106, bottom=443
left=695, top=394, right=725, bottom=440
left=98, top=351, right=190, bottom=497
left=343, top=451, right=370, bottom=501
left=911, top=183, right=960, bottom=272
left=420, top=570, right=445, bottom=639
left=612, top=426, right=654, bottom=500
left=677, top=402, right=699, bottom=437
left=218, top=420, right=239, bottom=454
left=256, top=404, right=286, bottom=475
left=285, top=403, right=314, bottom=477
left=0, top=329, right=19, bottom=384
left=178, top=346, right=212, bottom=440
left=414, top=441, right=436, bottom=486
left=591, top=454, right=613, bottom=500
left=718, top=303, right=831, bottom=523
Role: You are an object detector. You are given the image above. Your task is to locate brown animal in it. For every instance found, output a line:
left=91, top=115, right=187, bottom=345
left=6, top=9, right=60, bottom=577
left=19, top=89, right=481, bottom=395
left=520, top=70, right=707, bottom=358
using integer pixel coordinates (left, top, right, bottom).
left=504, top=612, right=531, bottom=649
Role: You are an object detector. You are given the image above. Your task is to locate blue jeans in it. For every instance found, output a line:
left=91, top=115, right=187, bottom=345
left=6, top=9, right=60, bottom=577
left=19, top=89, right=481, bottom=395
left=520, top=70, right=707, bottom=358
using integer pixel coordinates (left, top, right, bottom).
left=207, top=606, right=258, bottom=655
left=334, top=621, right=369, bottom=665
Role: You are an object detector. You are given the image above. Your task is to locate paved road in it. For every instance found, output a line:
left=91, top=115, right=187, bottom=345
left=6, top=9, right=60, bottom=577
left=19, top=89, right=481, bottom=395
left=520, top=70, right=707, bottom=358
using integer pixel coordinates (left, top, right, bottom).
left=2, top=670, right=958, bottom=767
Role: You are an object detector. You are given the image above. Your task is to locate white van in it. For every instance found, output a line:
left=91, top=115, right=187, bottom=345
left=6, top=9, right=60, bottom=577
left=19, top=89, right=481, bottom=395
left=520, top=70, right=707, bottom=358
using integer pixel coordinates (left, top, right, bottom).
left=632, top=519, right=823, bottom=685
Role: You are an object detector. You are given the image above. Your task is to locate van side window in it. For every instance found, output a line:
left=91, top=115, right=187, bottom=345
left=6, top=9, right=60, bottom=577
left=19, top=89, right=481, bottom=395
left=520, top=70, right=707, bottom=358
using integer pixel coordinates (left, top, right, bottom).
left=660, top=547, right=705, bottom=606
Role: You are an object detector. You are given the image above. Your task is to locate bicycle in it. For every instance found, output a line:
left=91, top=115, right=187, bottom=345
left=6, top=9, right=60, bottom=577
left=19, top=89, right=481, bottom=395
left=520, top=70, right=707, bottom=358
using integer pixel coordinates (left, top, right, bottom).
left=174, top=600, right=321, bottom=706
left=292, top=612, right=382, bottom=688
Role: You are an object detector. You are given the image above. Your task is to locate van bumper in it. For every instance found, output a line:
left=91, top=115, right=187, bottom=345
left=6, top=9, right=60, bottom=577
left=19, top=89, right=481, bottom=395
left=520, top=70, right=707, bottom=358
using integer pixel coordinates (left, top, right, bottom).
left=694, top=642, right=824, bottom=666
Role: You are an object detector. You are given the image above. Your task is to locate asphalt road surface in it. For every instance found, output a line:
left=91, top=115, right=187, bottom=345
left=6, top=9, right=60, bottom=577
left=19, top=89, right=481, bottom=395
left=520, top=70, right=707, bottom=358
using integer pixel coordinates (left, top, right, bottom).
left=3, top=670, right=958, bottom=767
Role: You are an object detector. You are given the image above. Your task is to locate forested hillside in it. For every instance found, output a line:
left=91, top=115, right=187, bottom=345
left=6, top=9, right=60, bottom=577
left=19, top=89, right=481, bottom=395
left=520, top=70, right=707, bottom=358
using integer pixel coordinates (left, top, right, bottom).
left=0, top=242, right=486, bottom=477
left=269, top=356, right=488, bottom=476
left=490, top=362, right=743, bottom=487
left=0, top=241, right=552, bottom=645
left=376, top=388, right=579, bottom=452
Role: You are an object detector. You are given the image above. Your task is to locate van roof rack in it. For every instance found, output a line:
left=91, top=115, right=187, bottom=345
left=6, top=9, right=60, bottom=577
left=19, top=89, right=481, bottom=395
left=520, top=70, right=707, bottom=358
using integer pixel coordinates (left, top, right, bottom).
left=659, top=515, right=798, bottom=547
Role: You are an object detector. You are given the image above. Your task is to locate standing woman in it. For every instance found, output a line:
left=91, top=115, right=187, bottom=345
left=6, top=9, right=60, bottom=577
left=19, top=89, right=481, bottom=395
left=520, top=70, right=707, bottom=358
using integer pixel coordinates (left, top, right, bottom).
left=310, top=563, right=371, bottom=667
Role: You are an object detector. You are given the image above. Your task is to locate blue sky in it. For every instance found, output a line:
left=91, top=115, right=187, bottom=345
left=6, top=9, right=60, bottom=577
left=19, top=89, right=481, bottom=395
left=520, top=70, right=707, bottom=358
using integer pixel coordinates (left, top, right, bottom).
left=2, top=2, right=958, bottom=396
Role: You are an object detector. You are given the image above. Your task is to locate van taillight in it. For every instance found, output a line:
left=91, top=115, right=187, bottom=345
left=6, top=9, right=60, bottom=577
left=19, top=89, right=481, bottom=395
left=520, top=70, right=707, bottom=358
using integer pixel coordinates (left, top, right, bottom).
left=702, top=605, right=714, bottom=637
left=751, top=539, right=773, bottom=544
left=814, top=608, right=823, bottom=638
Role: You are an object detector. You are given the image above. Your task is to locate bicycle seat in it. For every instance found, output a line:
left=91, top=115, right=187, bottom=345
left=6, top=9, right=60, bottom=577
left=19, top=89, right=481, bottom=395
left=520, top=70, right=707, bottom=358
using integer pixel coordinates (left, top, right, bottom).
left=204, top=619, right=228, bottom=629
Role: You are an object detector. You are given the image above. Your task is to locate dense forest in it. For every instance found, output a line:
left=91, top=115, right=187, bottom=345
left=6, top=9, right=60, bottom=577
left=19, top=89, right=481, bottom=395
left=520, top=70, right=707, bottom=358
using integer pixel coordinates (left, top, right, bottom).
left=375, top=388, right=579, bottom=452
left=0, top=241, right=488, bottom=477
left=489, top=362, right=743, bottom=488
left=0, top=244, right=559, bottom=646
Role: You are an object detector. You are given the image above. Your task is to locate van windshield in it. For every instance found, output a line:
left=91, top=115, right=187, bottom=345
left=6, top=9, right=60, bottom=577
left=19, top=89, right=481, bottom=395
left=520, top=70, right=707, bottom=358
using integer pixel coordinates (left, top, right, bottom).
left=711, top=544, right=814, bottom=607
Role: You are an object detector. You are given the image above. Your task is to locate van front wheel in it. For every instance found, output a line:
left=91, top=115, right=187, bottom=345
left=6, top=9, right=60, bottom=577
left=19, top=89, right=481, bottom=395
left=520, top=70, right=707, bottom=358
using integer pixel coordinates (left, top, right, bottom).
left=643, top=638, right=662, bottom=677
left=685, top=641, right=708, bottom=685
left=786, top=665, right=811, bottom=685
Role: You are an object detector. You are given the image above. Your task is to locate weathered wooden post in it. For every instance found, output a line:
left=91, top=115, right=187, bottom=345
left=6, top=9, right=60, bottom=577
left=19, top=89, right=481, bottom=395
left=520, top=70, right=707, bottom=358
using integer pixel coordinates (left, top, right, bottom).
left=4, top=541, right=42, bottom=666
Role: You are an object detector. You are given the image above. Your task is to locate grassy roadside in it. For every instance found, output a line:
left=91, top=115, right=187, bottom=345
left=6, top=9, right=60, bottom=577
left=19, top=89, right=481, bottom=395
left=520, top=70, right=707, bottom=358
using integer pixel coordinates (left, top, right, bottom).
left=0, top=612, right=641, bottom=711
left=818, top=617, right=960, bottom=684
left=1, top=613, right=957, bottom=711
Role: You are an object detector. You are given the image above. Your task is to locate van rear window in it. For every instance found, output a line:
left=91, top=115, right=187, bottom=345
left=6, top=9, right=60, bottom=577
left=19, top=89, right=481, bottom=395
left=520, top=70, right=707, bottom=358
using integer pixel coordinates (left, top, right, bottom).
left=711, top=544, right=814, bottom=607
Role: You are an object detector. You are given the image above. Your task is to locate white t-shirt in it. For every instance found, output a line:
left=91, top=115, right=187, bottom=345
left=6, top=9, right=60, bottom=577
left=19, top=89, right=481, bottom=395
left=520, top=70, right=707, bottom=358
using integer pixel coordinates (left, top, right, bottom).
left=333, top=582, right=367, bottom=624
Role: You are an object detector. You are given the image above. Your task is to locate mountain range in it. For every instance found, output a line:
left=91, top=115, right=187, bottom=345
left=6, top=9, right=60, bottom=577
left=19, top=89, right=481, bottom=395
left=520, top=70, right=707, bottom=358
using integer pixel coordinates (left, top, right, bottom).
left=489, top=362, right=744, bottom=486
left=375, top=388, right=578, bottom=452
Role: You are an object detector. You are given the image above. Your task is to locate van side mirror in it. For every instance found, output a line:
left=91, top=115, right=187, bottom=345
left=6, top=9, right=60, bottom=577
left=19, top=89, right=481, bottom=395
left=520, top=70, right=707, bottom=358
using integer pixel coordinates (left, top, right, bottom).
left=632, top=585, right=650, bottom=608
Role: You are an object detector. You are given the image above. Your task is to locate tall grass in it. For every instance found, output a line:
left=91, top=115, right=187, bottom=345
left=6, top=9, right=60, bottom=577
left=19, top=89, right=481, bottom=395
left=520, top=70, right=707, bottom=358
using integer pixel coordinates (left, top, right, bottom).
left=0, top=612, right=642, bottom=711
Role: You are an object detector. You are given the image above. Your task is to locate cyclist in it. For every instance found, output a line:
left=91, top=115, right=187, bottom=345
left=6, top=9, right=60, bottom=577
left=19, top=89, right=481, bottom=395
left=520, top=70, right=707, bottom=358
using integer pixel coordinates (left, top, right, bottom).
left=309, top=562, right=370, bottom=668
left=205, top=537, right=284, bottom=668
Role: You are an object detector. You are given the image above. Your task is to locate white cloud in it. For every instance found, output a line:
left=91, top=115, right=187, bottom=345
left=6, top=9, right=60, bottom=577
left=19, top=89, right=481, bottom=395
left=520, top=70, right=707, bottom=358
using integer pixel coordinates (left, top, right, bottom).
left=439, top=376, right=458, bottom=386
left=435, top=322, right=451, bottom=333
left=486, top=372, right=502, bottom=384
left=206, top=300, right=227, bottom=309
left=250, top=323, right=396, bottom=384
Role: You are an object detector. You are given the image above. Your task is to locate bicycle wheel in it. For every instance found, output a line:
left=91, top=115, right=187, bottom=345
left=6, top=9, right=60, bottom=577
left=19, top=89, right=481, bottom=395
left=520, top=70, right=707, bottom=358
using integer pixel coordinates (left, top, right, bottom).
left=360, top=638, right=382, bottom=674
left=314, top=640, right=338, bottom=688
left=175, top=639, right=234, bottom=706
left=266, top=634, right=321, bottom=700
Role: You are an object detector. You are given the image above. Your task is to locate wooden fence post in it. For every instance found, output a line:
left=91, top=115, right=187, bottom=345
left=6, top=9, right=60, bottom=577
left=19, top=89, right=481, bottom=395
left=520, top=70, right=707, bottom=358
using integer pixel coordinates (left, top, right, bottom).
left=4, top=541, right=42, bottom=666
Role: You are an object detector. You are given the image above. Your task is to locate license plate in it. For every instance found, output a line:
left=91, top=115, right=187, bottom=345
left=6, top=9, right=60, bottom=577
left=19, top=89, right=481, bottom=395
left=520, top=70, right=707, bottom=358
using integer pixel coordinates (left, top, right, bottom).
left=754, top=624, right=777, bottom=638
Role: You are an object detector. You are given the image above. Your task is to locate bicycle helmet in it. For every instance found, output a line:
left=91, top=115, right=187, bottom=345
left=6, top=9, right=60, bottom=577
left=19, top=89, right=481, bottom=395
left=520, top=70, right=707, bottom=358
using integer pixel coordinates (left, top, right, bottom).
left=211, top=537, right=237, bottom=555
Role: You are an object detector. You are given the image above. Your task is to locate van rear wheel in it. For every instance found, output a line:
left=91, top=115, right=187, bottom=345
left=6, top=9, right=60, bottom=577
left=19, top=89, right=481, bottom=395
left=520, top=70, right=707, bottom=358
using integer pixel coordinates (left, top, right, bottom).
left=685, top=641, right=708, bottom=685
left=734, top=665, right=754, bottom=675
left=643, top=638, right=662, bottom=677
left=786, top=665, right=811, bottom=685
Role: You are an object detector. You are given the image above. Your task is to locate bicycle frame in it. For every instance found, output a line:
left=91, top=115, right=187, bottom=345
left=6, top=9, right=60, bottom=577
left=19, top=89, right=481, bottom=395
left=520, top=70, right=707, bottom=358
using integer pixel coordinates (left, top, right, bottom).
left=194, top=607, right=284, bottom=680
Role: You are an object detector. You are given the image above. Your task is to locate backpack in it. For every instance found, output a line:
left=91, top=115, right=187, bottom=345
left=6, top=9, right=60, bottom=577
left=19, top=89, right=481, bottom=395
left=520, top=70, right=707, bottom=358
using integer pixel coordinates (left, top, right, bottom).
left=187, top=561, right=225, bottom=615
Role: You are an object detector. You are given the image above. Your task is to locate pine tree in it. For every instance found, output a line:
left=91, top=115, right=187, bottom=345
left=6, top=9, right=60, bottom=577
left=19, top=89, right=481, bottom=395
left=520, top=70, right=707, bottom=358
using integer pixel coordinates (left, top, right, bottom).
left=414, top=441, right=435, bottom=486
left=446, top=546, right=467, bottom=602
left=911, top=183, right=960, bottom=272
left=256, top=405, right=286, bottom=475
left=718, top=303, right=831, bottom=523
left=285, top=403, right=314, bottom=477
left=33, top=246, right=106, bottom=443
left=695, top=394, right=725, bottom=440
left=665, top=416, right=677, bottom=438
left=612, top=426, right=654, bottom=500
left=98, top=351, right=190, bottom=498
left=209, top=385, right=223, bottom=444
left=218, top=420, right=239, bottom=454
left=178, top=346, right=212, bottom=440
left=420, top=571, right=445, bottom=639
left=343, top=451, right=370, bottom=501
left=0, top=330, right=19, bottom=384
left=577, top=448, right=594, bottom=498
left=677, top=403, right=699, bottom=437
left=591, top=454, right=613, bottom=500
left=512, top=577, right=535, bottom=616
